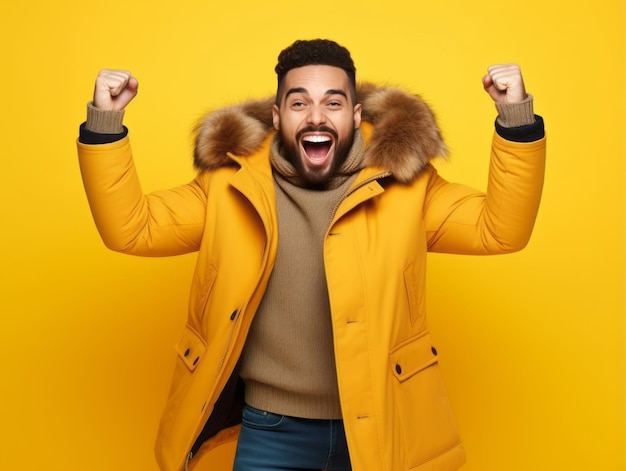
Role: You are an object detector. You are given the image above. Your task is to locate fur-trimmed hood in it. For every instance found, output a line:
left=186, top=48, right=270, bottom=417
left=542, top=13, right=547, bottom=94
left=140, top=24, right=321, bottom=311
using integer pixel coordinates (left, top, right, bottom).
left=193, top=83, right=447, bottom=184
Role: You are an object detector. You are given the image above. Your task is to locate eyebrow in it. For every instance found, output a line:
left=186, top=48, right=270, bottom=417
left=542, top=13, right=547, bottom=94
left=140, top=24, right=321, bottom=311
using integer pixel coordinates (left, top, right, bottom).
left=285, top=87, right=348, bottom=99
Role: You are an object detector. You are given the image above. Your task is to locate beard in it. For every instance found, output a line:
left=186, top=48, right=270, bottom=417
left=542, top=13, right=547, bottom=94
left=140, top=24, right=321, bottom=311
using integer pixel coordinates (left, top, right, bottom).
left=281, top=125, right=355, bottom=188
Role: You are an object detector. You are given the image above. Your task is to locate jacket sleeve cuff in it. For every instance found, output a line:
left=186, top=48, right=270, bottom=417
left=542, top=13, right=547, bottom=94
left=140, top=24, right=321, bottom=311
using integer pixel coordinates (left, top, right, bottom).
left=79, top=122, right=128, bottom=144
left=495, top=115, right=545, bottom=142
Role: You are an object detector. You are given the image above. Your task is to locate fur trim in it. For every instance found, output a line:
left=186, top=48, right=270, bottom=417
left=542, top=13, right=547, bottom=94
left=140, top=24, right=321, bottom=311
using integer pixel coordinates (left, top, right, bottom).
left=193, top=83, right=447, bottom=183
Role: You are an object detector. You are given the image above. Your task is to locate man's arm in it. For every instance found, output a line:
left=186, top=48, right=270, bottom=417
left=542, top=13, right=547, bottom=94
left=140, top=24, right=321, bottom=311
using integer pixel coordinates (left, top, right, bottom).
left=77, top=70, right=206, bottom=256
left=424, top=64, right=546, bottom=254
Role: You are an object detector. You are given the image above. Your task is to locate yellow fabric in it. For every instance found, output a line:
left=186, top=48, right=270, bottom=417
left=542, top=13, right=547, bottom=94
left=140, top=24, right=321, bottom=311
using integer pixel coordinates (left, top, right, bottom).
left=77, top=122, right=546, bottom=471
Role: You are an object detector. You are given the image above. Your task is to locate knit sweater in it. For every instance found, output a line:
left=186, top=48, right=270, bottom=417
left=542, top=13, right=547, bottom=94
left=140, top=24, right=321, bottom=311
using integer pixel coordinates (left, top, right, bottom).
left=239, top=132, right=365, bottom=419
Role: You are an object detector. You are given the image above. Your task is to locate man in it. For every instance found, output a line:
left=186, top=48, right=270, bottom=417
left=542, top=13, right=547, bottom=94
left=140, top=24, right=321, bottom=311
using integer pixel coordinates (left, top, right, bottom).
left=77, top=39, right=545, bottom=471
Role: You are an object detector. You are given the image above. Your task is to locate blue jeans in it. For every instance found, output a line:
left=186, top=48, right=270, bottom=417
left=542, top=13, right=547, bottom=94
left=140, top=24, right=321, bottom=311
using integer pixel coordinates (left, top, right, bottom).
left=233, top=405, right=352, bottom=471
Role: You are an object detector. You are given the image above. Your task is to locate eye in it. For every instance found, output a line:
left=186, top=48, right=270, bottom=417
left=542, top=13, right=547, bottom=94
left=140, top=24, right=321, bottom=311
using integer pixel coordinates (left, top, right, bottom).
left=326, top=98, right=345, bottom=108
left=290, top=101, right=306, bottom=109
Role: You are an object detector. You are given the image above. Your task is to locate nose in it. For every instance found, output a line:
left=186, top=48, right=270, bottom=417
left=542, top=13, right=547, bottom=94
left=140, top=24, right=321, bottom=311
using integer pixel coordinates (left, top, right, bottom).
left=306, top=105, right=327, bottom=126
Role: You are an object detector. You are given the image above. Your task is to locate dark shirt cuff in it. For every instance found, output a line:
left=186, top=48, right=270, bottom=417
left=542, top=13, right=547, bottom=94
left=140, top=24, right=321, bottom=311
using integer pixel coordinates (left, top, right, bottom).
left=79, top=122, right=128, bottom=144
left=495, top=115, right=545, bottom=142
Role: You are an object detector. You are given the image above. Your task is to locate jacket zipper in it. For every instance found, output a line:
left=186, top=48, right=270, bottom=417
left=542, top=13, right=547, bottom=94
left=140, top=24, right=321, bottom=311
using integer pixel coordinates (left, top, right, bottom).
left=329, top=171, right=391, bottom=227
left=182, top=313, right=239, bottom=470
left=181, top=232, right=273, bottom=469
left=179, top=149, right=277, bottom=471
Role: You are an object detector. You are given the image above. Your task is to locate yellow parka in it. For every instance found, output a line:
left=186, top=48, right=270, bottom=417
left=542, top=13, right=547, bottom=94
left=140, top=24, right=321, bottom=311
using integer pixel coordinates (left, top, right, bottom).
left=77, top=84, right=546, bottom=471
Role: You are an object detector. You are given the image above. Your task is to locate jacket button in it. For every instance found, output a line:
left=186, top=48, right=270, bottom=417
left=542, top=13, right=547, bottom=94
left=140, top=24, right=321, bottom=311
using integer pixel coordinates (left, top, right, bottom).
left=395, top=364, right=402, bottom=374
left=431, top=346, right=438, bottom=356
left=230, top=309, right=239, bottom=320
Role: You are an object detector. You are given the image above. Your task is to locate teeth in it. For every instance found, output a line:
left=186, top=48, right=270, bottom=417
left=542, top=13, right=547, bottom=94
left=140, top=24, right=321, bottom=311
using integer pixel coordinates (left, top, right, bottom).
left=303, top=135, right=331, bottom=143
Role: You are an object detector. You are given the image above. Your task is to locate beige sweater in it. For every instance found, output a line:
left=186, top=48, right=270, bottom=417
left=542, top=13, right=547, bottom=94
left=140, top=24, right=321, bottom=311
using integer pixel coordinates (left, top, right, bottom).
left=239, top=133, right=366, bottom=419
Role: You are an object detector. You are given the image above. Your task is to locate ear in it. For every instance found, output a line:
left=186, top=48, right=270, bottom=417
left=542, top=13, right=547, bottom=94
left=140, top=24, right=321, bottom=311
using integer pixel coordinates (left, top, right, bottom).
left=272, top=104, right=280, bottom=130
left=353, top=103, right=362, bottom=129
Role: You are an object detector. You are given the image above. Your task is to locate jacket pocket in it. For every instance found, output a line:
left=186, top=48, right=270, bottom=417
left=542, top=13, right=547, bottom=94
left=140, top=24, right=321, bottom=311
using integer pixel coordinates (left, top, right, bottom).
left=160, top=324, right=208, bottom=432
left=389, top=331, right=461, bottom=468
left=176, top=324, right=208, bottom=372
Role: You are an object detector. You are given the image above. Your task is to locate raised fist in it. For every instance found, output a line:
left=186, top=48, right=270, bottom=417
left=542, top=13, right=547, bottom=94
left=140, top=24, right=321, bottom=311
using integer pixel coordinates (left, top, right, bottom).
left=93, top=69, right=138, bottom=111
left=482, top=64, right=527, bottom=104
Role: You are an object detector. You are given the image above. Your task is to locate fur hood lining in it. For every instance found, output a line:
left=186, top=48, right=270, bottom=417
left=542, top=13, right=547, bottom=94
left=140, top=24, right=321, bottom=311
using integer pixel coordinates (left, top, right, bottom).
left=193, top=83, right=447, bottom=184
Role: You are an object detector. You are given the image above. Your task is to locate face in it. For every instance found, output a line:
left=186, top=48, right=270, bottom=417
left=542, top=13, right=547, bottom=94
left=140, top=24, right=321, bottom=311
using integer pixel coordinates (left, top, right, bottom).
left=273, top=65, right=362, bottom=186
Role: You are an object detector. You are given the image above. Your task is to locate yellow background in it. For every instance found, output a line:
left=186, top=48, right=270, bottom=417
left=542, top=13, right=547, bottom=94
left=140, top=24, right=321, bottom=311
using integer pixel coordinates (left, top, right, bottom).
left=1, top=1, right=624, bottom=470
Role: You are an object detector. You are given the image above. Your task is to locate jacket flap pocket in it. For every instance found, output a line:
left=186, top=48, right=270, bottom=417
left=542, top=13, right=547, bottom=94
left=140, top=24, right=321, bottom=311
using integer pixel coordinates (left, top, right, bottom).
left=176, top=324, right=207, bottom=372
left=390, top=332, right=439, bottom=382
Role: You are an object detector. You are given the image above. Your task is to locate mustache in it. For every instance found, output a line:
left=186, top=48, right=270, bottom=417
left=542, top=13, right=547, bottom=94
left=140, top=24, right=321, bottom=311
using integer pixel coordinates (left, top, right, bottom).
left=296, top=126, right=338, bottom=141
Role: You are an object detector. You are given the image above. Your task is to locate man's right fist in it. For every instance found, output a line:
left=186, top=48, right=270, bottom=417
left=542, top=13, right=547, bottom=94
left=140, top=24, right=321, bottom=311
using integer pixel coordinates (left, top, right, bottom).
left=93, top=69, right=138, bottom=111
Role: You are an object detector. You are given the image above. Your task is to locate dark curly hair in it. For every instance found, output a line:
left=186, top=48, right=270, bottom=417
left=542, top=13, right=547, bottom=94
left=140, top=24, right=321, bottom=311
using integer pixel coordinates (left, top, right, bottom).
left=275, top=39, right=357, bottom=104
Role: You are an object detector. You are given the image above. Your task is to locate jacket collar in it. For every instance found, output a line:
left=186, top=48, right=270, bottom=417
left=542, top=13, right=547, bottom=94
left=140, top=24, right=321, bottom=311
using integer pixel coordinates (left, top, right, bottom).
left=193, top=82, right=447, bottom=184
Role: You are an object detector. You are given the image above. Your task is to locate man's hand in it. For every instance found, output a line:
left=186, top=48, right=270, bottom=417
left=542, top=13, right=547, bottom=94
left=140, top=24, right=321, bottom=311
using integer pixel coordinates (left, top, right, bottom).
left=482, top=64, right=527, bottom=104
left=93, top=69, right=138, bottom=111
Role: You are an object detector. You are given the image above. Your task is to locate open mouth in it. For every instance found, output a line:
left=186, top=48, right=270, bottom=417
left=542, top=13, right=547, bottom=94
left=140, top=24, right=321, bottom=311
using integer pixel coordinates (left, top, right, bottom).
left=301, top=134, right=333, bottom=166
